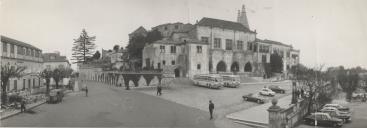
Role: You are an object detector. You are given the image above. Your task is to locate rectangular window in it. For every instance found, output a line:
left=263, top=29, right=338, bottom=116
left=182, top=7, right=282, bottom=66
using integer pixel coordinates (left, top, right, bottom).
left=197, top=46, right=202, bottom=53
left=170, top=46, right=176, bottom=53
left=248, top=42, right=252, bottom=50
left=10, top=44, right=14, bottom=53
left=17, top=46, right=23, bottom=55
left=262, top=55, right=267, bottom=63
left=237, top=41, right=243, bottom=50
left=171, top=61, right=175, bottom=65
left=31, top=49, right=35, bottom=57
left=286, top=51, right=290, bottom=58
left=14, top=80, right=17, bottom=90
left=197, top=64, right=201, bottom=70
left=201, top=37, right=209, bottom=43
left=3, top=42, right=7, bottom=52
left=225, top=39, right=233, bottom=50
left=253, top=43, right=258, bottom=52
left=214, top=38, right=221, bottom=48
left=160, top=45, right=165, bottom=53
left=174, top=25, right=179, bottom=29
left=162, top=60, right=166, bottom=65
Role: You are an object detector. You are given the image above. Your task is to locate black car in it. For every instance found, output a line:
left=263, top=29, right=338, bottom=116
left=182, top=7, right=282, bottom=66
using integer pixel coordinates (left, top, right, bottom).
left=242, top=93, right=265, bottom=104
left=304, top=113, right=343, bottom=127
left=268, top=85, right=286, bottom=94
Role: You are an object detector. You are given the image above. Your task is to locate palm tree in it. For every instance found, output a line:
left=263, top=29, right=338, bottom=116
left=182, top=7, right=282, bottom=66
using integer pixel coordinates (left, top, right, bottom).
left=40, top=69, right=53, bottom=96
left=1, top=64, right=27, bottom=105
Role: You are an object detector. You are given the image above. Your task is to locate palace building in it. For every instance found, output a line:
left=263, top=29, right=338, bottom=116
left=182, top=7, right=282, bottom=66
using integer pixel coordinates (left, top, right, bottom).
left=140, top=5, right=299, bottom=78
left=1, top=36, right=44, bottom=92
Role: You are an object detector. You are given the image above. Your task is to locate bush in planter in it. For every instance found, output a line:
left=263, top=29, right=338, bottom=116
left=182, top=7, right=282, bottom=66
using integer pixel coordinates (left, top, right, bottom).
left=8, top=94, right=23, bottom=104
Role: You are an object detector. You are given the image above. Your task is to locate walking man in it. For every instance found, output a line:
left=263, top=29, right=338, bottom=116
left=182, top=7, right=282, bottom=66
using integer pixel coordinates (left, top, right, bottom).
left=157, top=86, right=162, bottom=96
left=20, top=100, right=26, bottom=113
left=209, top=100, right=214, bottom=120
left=85, top=86, right=88, bottom=97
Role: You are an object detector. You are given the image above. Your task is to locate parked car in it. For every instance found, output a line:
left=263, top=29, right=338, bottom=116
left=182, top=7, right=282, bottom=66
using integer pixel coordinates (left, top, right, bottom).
left=242, top=93, right=265, bottom=104
left=259, top=88, right=275, bottom=96
left=320, top=107, right=352, bottom=123
left=323, top=104, right=350, bottom=112
left=268, top=85, right=286, bottom=94
left=304, top=112, right=343, bottom=127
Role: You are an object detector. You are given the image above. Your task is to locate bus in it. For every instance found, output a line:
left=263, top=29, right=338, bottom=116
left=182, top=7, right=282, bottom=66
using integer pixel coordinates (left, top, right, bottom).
left=221, top=75, right=240, bottom=88
left=192, top=74, right=223, bottom=89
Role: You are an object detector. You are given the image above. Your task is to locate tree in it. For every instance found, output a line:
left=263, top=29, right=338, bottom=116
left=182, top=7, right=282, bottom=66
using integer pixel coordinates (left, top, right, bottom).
left=113, top=45, right=120, bottom=52
left=126, top=30, right=162, bottom=70
left=92, top=51, right=101, bottom=60
left=337, top=68, right=361, bottom=101
left=1, top=65, right=26, bottom=105
left=51, top=68, right=73, bottom=89
left=290, top=64, right=332, bottom=112
left=270, top=53, right=283, bottom=73
left=145, top=29, right=163, bottom=44
left=40, top=69, right=53, bottom=96
left=72, top=29, right=96, bottom=64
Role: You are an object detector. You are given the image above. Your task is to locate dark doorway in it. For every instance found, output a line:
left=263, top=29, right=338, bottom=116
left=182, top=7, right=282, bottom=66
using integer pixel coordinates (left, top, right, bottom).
left=216, top=61, right=227, bottom=72
left=174, top=68, right=180, bottom=77
left=231, top=62, right=240, bottom=73
left=244, top=62, right=252, bottom=72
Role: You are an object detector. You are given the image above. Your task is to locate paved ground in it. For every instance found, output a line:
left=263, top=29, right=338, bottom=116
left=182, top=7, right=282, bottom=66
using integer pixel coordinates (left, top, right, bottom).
left=226, top=94, right=293, bottom=125
left=138, top=78, right=292, bottom=128
left=1, top=82, right=215, bottom=128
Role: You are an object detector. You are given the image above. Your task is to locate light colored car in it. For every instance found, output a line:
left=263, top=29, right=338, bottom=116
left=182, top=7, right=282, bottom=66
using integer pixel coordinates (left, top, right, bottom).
left=323, top=104, right=350, bottom=112
left=320, top=107, right=352, bottom=123
left=259, top=88, right=275, bottom=96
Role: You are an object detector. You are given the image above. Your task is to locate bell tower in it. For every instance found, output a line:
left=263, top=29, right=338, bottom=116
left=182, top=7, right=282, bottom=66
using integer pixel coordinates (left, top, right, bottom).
left=237, top=5, right=250, bottom=29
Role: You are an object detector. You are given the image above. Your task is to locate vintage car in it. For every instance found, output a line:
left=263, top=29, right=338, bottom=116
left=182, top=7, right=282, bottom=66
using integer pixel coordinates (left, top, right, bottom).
left=242, top=93, right=265, bottom=104
left=320, top=107, right=352, bottom=123
left=259, top=88, right=275, bottom=96
left=304, top=112, right=343, bottom=127
left=268, top=85, right=286, bottom=94
left=323, top=104, right=350, bottom=112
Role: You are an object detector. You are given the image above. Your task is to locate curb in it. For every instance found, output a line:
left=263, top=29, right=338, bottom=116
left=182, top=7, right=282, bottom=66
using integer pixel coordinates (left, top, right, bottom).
left=0, top=101, right=46, bottom=120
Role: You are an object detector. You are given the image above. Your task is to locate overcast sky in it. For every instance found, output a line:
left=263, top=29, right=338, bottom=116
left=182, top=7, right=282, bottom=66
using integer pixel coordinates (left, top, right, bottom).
left=1, top=0, right=366, bottom=69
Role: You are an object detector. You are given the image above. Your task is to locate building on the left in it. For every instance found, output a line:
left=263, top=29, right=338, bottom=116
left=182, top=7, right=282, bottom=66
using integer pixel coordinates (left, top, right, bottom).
left=1, top=35, right=44, bottom=92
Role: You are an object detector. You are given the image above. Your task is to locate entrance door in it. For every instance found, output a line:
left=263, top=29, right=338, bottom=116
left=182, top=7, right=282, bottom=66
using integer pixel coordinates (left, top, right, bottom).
left=174, top=68, right=180, bottom=77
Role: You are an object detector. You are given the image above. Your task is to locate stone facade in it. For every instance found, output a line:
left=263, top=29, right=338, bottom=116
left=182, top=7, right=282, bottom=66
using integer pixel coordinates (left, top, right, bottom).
left=1, top=36, right=43, bottom=92
left=141, top=5, right=300, bottom=78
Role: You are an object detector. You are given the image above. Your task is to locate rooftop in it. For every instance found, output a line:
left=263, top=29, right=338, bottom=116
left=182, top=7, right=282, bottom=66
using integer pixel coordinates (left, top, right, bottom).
left=42, top=52, right=69, bottom=63
left=1, top=35, right=42, bottom=51
left=196, top=17, right=255, bottom=33
left=256, top=38, right=292, bottom=47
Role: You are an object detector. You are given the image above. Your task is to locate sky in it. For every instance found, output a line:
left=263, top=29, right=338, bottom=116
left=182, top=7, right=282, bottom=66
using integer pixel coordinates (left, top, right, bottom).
left=1, top=0, right=366, bottom=69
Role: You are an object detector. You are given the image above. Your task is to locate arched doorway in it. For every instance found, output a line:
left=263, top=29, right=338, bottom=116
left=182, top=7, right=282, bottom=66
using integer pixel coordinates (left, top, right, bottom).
left=244, top=62, right=252, bottom=72
left=231, top=62, right=240, bottom=73
left=174, top=68, right=180, bottom=77
left=216, top=61, right=227, bottom=72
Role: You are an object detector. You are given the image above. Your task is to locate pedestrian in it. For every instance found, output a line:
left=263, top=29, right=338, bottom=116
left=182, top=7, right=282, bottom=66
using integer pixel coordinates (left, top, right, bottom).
left=300, top=88, right=304, bottom=98
left=209, top=100, right=214, bottom=120
left=20, top=100, right=26, bottom=113
left=295, top=89, right=300, bottom=99
left=85, top=86, right=88, bottom=97
left=157, top=86, right=162, bottom=96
